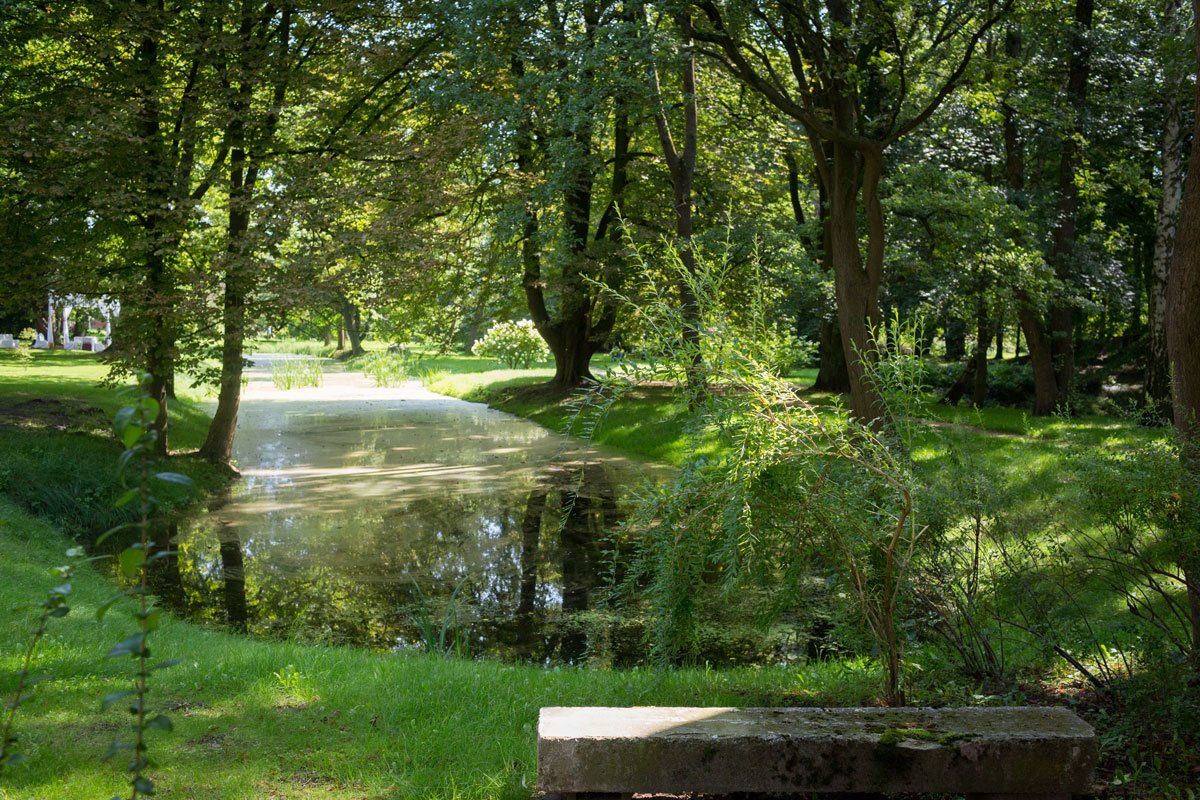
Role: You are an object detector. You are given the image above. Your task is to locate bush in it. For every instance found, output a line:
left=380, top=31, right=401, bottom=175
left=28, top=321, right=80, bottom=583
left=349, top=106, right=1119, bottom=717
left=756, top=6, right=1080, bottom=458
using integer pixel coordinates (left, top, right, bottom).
left=471, top=320, right=550, bottom=369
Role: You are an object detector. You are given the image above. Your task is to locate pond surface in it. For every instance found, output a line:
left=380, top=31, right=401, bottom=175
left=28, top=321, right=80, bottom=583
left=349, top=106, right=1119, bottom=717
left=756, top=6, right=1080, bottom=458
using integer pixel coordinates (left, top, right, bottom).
left=152, top=356, right=657, bottom=664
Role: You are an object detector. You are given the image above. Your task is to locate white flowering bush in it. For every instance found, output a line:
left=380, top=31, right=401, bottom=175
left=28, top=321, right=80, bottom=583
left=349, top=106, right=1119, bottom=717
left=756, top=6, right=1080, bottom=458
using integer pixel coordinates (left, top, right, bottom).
left=471, top=320, right=551, bottom=369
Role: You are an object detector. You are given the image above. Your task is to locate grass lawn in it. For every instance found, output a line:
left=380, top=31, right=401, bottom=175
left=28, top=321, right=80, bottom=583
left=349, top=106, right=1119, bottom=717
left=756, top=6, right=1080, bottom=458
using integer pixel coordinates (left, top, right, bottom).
left=418, top=352, right=1163, bottom=469
left=0, top=351, right=229, bottom=536
left=0, top=500, right=879, bottom=800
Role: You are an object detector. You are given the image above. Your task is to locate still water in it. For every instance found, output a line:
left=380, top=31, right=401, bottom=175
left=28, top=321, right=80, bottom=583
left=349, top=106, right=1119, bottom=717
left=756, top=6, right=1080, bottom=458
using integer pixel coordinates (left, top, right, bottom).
left=151, top=356, right=655, bottom=664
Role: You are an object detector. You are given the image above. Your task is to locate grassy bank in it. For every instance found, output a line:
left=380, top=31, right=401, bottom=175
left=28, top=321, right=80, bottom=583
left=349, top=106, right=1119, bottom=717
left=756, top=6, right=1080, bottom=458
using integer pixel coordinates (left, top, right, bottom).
left=0, top=351, right=229, bottom=536
left=1, top=348, right=1190, bottom=797
left=0, top=349, right=878, bottom=799
left=0, top=500, right=875, bottom=799
left=419, top=352, right=1162, bottom=468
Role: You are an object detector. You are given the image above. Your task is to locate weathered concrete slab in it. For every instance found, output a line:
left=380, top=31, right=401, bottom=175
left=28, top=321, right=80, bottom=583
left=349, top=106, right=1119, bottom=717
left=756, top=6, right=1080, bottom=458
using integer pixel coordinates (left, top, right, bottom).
left=538, top=706, right=1098, bottom=797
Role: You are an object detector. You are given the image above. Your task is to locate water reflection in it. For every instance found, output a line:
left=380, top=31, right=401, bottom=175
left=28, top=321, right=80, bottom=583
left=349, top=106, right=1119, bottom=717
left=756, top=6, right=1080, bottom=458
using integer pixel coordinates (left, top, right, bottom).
left=165, top=362, right=650, bottom=663
left=172, top=458, right=631, bottom=662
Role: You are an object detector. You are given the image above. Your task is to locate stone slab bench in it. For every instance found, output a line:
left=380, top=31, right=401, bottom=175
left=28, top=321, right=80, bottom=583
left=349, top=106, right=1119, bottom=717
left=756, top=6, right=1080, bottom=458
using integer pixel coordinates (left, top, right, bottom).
left=538, top=706, right=1097, bottom=799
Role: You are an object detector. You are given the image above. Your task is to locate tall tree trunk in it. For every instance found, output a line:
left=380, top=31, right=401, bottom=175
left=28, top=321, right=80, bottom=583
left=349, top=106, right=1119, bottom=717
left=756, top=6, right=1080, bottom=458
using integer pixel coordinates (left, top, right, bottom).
left=135, top=0, right=173, bottom=456
left=1002, top=25, right=1058, bottom=415
left=944, top=318, right=967, bottom=360
left=649, top=14, right=703, bottom=394
left=821, top=140, right=887, bottom=424
left=200, top=4, right=291, bottom=463
left=1165, top=0, right=1200, bottom=669
left=341, top=299, right=365, bottom=356
left=200, top=78, right=252, bottom=462
left=972, top=298, right=992, bottom=406
left=797, top=148, right=851, bottom=393
left=1148, top=0, right=1187, bottom=416
left=1045, top=0, right=1095, bottom=407
left=993, top=308, right=1005, bottom=359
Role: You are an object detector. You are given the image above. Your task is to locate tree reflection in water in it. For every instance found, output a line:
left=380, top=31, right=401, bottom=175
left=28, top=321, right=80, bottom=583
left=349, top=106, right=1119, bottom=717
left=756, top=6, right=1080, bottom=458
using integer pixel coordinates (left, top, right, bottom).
left=166, top=458, right=628, bottom=664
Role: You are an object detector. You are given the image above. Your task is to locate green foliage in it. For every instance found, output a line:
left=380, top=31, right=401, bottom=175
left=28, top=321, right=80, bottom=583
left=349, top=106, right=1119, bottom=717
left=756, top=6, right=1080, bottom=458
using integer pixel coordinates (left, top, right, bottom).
left=15, top=329, right=36, bottom=346
left=471, top=321, right=551, bottom=370
left=270, top=358, right=324, bottom=391
left=97, top=375, right=190, bottom=800
left=0, top=545, right=84, bottom=771
left=361, top=351, right=411, bottom=388
left=584, top=241, right=922, bottom=704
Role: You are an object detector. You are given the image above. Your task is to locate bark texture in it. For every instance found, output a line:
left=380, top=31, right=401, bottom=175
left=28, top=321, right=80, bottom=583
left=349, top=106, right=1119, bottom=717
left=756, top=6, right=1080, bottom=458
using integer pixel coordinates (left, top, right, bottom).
left=1147, top=0, right=1187, bottom=414
left=1165, top=0, right=1200, bottom=666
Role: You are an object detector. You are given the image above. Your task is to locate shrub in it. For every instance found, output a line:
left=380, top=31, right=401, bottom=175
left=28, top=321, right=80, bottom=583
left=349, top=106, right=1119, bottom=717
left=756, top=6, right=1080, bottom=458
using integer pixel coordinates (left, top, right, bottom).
left=17, top=327, right=36, bottom=345
left=471, top=320, right=550, bottom=369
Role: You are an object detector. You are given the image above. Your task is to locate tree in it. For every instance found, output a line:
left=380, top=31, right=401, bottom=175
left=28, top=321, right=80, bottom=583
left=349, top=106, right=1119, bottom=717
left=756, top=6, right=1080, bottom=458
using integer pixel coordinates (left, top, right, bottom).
left=199, top=1, right=294, bottom=463
left=644, top=3, right=704, bottom=394
left=1147, top=0, right=1189, bottom=415
left=691, top=0, right=1007, bottom=424
left=1165, top=0, right=1200, bottom=669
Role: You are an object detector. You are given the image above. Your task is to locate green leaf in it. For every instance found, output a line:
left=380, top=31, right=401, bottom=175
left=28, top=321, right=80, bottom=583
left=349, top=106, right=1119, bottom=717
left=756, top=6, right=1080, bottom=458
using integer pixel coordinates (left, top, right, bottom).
left=139, top=609, right=162, bottom=632
left=121, top=422, right=144, bottom=449
left=149, top=658, right=182, bottom=672
left=112, top=406, right=136, bottom=437
left=106, top=633, right=146, bottom=658
left=133, top=775, right=155, bottom=795
left=102, top=690, right=135, bottom=710
left=50, top=582, right=71, bottom=596
left=119, top=547, right=146, bottom=579
left=139, top=396, right=160, bottom=419
left=96, top=522, right=138, bottom=547
left=114, top=489, right=140, bottom=509
left=1, top=752, right=26, bottom=767
left=48, top=605, right=70, bottom=618
left=96, top=594, right=124, bottom=621
left=153, top=472, right=192, bottom=487
left=101, top=740, right=132, bottom=761
left=145, top=714, right=173, bottom=732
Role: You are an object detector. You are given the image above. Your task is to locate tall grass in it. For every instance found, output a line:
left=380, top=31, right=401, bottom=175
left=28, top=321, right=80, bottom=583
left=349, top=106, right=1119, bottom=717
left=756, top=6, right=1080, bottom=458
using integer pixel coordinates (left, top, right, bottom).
left=270, top=357, right=324, bottom=390
left=361, top=352, right=410, bottom=387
